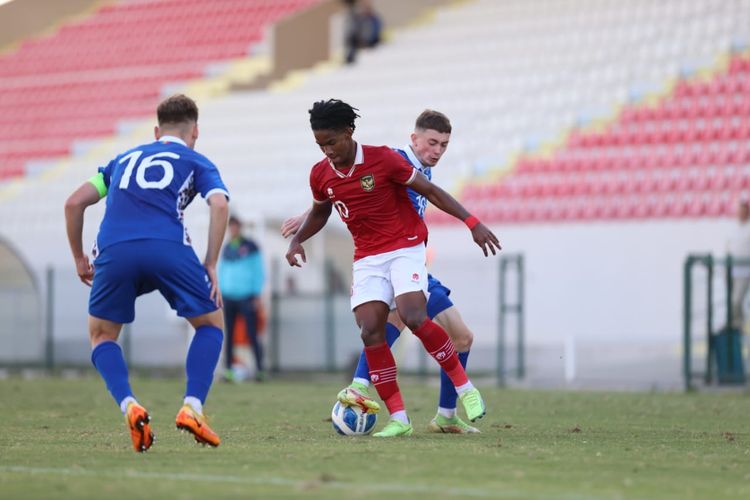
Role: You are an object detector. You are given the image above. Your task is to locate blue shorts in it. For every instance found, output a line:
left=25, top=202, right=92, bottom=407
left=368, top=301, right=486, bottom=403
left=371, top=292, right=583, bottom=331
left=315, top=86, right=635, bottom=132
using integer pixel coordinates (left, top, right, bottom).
left=426, top=274, right=453, bottom=319
left=89, top=239, right=218, bottom=324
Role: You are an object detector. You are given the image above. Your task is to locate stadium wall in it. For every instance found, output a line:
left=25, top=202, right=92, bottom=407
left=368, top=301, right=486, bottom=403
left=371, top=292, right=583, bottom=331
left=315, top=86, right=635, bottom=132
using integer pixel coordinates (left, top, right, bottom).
left=0, top=0, right=110, bottom=52
left=237, top=0, right=452, bottom=90
left=370, top=0, right=453, bottom=29
left=0, top=237, right=42, bottom=365
left=424, top=219, right=735, bottom=388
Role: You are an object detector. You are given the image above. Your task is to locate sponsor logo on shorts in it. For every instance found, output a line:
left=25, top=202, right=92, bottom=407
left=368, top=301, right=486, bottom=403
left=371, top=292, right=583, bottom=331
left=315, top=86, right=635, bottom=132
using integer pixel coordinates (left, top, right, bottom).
left=360, top=174, right=375, bottom=192
left=411, top=273, right=420, bottom=282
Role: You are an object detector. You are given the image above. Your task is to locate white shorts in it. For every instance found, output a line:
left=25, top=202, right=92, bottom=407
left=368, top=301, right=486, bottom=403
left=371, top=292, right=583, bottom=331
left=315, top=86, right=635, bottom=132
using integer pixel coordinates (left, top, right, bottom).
left=350, top=243, right=428, bottom=311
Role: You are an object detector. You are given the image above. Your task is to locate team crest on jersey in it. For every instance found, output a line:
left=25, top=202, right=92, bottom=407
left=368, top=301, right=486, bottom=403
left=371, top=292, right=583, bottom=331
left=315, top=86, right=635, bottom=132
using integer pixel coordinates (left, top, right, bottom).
left=360, top=174, right=375, bottom=192
left=327, top=187, right=334, bottom=197
left=411, top=273, right=420, bottom=282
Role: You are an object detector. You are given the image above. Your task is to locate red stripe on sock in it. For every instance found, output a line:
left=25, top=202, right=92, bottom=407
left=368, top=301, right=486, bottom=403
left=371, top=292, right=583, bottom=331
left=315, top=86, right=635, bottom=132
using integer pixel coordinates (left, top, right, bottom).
left=413, top=319, right=469, bottom=387
left=364, top=342, right=404, bottom=413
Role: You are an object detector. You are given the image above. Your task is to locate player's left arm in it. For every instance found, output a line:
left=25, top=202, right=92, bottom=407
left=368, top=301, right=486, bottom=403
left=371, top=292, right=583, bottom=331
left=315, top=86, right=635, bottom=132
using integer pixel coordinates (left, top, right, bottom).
left=64, top=181, right=103, bottom=286
left=204, top=192, right=229, bottom=309
left=281, top=207, right=311, bottom=238
left=193, top=156, right=231, bottom=307
left=408, top=172, right=501, bottom=256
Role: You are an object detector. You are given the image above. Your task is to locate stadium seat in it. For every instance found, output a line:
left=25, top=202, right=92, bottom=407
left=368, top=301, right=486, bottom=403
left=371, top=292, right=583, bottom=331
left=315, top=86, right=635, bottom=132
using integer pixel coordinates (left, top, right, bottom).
left=0, top=0, right=319, bottom=179
left=460, top=47, right=750, bottom=222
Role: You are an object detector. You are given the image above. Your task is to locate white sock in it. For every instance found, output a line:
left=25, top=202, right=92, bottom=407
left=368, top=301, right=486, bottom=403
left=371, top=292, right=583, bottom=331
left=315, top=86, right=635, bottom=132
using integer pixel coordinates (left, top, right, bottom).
left=390, top=410, right=409, bottom=424
left=119, top=396, right=137, bottom=415
left=455, top=381, right=475, bottom=395
left=437, top=407, right=456, bottom=419
left=353, top=377, right=370, bottom=388
left=183, top=396, right=203, bottom=415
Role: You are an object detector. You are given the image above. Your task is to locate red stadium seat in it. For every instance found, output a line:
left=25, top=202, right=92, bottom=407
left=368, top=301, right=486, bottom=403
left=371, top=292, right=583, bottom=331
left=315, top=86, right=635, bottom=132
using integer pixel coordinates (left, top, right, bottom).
left=0, top=0, right=319, bottom=180
left=449, top=57, right=750, bottom=225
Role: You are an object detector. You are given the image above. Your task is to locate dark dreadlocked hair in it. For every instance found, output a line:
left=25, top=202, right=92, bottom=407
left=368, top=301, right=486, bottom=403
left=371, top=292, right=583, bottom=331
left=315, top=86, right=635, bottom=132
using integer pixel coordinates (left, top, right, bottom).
left=309, top=99, right=360, bottom=131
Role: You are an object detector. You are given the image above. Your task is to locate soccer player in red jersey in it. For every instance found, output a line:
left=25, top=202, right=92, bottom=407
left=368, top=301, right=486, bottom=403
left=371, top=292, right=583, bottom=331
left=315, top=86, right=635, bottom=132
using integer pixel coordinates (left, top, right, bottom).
left=285, top=99, right=501, bottom=437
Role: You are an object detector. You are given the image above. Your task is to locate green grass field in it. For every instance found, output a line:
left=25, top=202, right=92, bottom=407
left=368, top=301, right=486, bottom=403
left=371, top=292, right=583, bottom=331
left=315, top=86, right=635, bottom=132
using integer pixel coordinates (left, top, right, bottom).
left=0, top=375, right=748, bottom=499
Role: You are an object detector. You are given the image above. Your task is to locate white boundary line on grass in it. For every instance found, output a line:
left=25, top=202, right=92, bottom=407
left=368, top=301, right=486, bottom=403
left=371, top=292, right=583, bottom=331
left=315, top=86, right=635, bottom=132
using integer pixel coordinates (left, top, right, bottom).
left=0, top=465, right=519, bottom=498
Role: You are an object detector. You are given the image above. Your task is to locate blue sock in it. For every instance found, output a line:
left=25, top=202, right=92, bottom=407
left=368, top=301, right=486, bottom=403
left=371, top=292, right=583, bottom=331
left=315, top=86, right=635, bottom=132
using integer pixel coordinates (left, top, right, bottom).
left=353, top=322, right=401, bottom=382
left=185, top=325, right=223, bottom=404
left=91, top=341, right=134, bottom=408
left=439, top=350, right=470, bottom=410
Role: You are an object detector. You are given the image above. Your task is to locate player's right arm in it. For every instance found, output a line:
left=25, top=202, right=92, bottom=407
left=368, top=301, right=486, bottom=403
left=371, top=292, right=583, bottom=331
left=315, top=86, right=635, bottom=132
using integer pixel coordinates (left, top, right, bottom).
left=285, top=201, right=332, bottom=267
left=64, top=176, right=105, bottom=286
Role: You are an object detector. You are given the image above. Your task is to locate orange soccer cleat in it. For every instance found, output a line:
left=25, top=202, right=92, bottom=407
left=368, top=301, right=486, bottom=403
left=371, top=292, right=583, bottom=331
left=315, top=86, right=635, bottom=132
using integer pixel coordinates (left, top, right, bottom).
left=125, top=402, right=154, bottom=453
left=175, top=404, right=221, bottom=447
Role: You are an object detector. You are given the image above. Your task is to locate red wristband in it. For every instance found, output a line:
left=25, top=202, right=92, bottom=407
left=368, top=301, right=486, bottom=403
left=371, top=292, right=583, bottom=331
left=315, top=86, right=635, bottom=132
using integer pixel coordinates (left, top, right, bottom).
left=463, top=215, right=480, bottom=230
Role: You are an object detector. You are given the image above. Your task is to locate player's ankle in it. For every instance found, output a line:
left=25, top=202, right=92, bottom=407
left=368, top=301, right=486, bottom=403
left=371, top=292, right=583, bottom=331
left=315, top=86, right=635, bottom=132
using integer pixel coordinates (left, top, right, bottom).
left=390, top=410, right=409, bottom=424
left=437, top=407, right=456, bottom=419
left=455, top=381, right=475, bottom=395
left=119, top=396, right=138, bottom=415
left=183, top=396, right=203, bottom=415
left=351, top=378, right=370, bottom=391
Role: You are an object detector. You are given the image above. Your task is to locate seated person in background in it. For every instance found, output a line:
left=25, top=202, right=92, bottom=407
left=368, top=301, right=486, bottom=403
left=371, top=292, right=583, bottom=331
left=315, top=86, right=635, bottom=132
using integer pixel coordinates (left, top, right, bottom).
left=343, top=0, right=383, bottom=64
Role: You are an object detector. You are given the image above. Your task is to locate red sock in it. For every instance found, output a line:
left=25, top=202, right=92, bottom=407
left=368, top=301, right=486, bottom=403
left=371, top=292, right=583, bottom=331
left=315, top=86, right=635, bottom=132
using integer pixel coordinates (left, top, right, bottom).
left=413, top=319, right=469, bottom=387
left=364, top=342, right=404, bottom=414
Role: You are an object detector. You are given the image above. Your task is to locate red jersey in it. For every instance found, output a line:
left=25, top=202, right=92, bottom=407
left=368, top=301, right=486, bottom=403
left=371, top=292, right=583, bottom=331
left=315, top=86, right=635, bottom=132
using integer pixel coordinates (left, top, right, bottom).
left=309, top=143, right=428, bottom=261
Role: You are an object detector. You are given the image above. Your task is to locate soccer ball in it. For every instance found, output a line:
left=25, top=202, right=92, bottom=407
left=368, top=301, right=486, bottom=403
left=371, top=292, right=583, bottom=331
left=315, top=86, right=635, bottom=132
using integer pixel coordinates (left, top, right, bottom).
left=331, top=401, right=377, bottom=435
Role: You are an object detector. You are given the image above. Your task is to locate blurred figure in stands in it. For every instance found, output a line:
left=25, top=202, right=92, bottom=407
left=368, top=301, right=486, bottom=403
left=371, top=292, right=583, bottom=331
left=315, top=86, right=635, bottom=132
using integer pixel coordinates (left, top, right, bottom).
left=728, top=198, right=750, bottom=330
left=219, top=215, right=266, bottom=382
left=343, top=0, right=383, bottom=64
left=359, top=1, right=383, bottom=48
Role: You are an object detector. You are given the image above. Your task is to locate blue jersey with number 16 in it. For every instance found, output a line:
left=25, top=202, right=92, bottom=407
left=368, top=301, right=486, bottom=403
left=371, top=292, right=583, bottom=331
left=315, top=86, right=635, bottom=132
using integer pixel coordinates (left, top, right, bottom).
left=94, top=136, right=229, bottom=254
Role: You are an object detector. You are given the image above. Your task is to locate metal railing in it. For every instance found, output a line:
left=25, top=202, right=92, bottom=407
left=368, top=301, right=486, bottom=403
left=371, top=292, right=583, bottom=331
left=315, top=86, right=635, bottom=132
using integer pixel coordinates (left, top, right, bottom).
left=683, top=254, right=747, bottom=391
left=497, top=254, right=525, bottom=386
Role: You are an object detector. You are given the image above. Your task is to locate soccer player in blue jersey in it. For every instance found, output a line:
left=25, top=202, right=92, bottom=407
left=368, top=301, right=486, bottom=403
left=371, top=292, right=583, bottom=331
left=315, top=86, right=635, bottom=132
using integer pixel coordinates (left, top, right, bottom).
left=64, top=94, right=229, bottom=452
left=281, top=109, right=481, bottom=433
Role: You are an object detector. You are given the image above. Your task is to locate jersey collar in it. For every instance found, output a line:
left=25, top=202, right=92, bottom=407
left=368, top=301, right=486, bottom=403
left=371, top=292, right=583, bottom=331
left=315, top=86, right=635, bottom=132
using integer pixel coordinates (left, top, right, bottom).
left=404, top=145, right=427, bottom=171
left=158, top=135, right=187, bottom=146
left=328, top=141, right=364, bottom=178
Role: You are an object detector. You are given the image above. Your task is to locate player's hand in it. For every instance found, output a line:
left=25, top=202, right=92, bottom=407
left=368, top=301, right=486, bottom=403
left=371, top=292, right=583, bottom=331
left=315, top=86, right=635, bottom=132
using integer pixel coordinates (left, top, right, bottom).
left=74, top=255, right=94, bottom=287
left=471, top=223, right=502, bottom=257
left=204, top=264, right=224, bottom=309
left=285, top=241, right=307, bottom=267
left=281, top=214, right=304, bottom=238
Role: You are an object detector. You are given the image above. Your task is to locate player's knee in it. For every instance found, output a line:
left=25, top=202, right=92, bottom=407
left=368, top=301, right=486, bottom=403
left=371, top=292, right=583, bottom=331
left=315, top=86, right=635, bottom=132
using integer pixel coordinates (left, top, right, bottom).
left=88, top=325, right=118, bottom=347
left=401, top=310, right=428, bottom=332
left=360, top=325, right=384, bottom=346
left=452, top=329, right=474, bottom=352
left=188, top=309, right=224, bottom=330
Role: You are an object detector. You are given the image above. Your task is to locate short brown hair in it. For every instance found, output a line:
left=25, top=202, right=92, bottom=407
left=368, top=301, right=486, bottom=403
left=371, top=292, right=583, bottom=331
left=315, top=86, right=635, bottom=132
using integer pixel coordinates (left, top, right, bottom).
left=157, top=94, right=199, bottom=126
left=415, top=109, right=451, bottom=134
